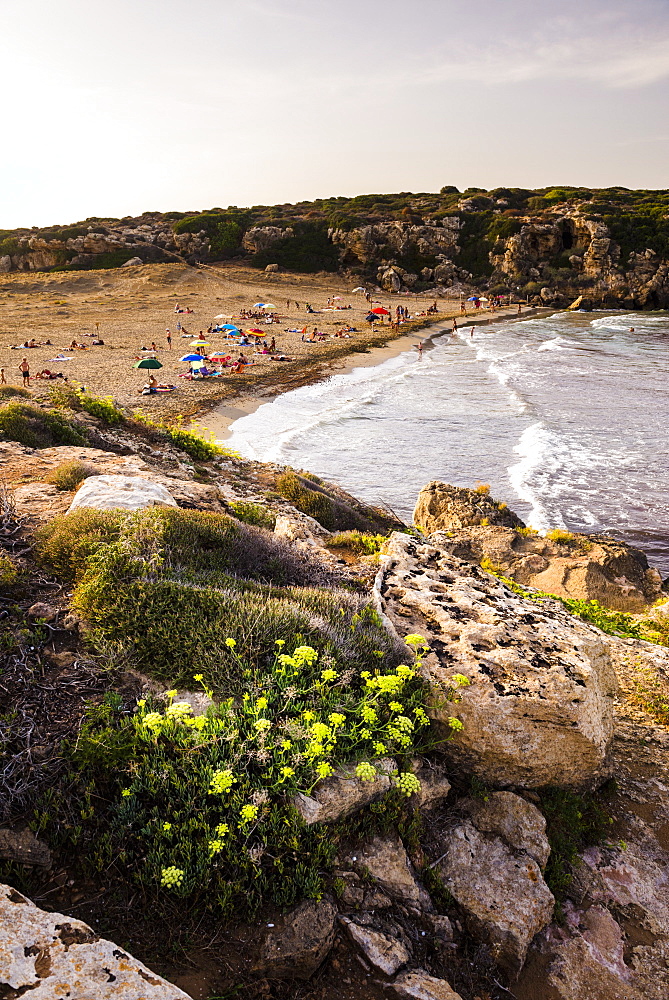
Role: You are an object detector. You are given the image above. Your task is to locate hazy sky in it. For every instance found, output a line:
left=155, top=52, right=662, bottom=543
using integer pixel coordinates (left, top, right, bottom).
left=2, top=0, right=668, bottom=228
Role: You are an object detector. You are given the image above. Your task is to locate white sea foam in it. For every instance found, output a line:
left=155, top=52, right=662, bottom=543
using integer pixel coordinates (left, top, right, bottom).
left=507, top=423, right=561, bottom=530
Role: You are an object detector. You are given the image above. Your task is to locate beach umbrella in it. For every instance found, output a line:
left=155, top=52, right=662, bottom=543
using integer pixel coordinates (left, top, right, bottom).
left=478, top=296, right=489, bottom=302
left=246, top=330, right=265, bottom=338
left=467, top=296, right=478, bottom=301
left=134, top=358, right=163, bottom=370
left=253, top=302, right=266, bottom=308
left=190, top=340, right=210, bottom=348
left=209, top=352, right=230, bottom=361
left=352, top=286, right=366, bottom=292
left=262, top=303, right=277, bottom=309
left=180, top=353, right=205, bottom=362
left=365, top=312, right=379, bottom=322
left=214, top=314, right=233, bottom=320
left=333, top=296, right=342, bottom=300
left=371, top=307, right=389, bottom=315
left=219, top=323, right=240, bottom=332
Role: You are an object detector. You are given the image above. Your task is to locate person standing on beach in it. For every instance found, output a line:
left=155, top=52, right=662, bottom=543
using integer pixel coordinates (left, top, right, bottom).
left=470, top=326, right=475, bottom=338
left=19, top=358, right=30, bottom=385
left=417, top=342, right=423, bottom=358
left=166, top=330, right=172, bottom=349
left=0, top=368, right=6, bottom=384
left=452, top=319, right=458, bottom=332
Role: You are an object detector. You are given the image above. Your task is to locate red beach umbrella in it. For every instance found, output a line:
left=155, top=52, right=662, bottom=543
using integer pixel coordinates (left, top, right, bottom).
left=371, top=307, right=389, bottom=315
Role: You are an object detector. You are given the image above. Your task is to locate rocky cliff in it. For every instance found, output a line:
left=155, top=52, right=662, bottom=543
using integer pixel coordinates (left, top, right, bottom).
left=2, top=186, right=667, bottom=306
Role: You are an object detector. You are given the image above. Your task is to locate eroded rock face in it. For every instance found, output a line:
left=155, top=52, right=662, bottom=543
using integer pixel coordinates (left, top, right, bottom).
left=413, top=482, right=524, bottom=533
left=340, top=917, right=410, bottom=975
left=437, top=820, right=554, bottom=973
left=465, top=791, right=550, bottom=869
left=0, top=883, right=191, bottom=998
left=292, top=759, right=395, bottom=825
left=391, top=969, right=464, bottom=1000
left=432, top=523, right=665, bottom=612
left=258, top=899, right=337, bottom=979
left=344, top=834, right=431, bottom=910
left=375, top=533, right=617, bottom=788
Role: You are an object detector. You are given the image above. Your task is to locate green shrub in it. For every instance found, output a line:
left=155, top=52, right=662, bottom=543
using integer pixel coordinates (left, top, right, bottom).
left=77, top=392, right=124, bottom=426
left=37, top=509, right=124, bottom=581
left=132, top=412, right=226, bottom=461
left=276, top=472, right=337, bottom=528
left=45, top=460, right=97, bottom=491
left=0, top=551, right=18, bottom=587
left=274, top=472, right=382, bottom=533
left=0, top=386, right=31, bottom=399
left=228, top=501, right=276, bottom=531
left=42, top=632, right=453, bottom=921
left=0, top=402, right=87, bottom=448
left=328, top=531, right=385, bottom=556
left=539, top=787, right=613, bottom=909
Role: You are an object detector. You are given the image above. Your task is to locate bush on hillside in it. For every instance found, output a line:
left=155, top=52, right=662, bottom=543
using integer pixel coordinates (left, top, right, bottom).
left=0, top=402, right=87, bottom=448
left=228, top=500, right=276, bottom=530
left=45, top=460, right=98, bottom=492
left=0, top=386, right=32, bottom=400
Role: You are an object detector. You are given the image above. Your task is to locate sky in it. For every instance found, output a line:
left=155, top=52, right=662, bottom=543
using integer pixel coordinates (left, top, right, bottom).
left=1, top=0, right=668, bottom=229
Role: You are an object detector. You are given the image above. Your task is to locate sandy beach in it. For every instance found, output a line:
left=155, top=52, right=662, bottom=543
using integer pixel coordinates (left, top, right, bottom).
left=0, top=261, right=533, bottom=427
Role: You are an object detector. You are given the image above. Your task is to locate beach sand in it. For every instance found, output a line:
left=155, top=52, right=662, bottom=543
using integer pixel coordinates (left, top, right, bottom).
left=0, top=261, right=533, bottom=427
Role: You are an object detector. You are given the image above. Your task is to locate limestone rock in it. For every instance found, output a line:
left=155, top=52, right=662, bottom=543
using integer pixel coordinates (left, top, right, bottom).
left=391, top=969, right=464, bottom=1000
left=413, top=481, right=524, bottom=533
left=437, top=819, right=554, bottom=972
left=292, top=758, right=395, bottom=825
left=27, top=602, right=59, bottom=622
left=68, top=475, right=178, bottom=512
left=0, top=883, right=191, bottom=998
left=340, top=917, right=410, bottom=975
left=432, top=524, right=664, bottom=612
left=264, top=263, right=280, bottom=272
left=0, top=829, right=51, bottom=868
left=465, top=791, right=550, bottom=869
left=344, top=834, right=430, bottom=910
left=121, top=256, right=144, bottom=266
left=258, top=899, right=337, bottom=979
left=375, top=533, right=617, bottom=788
left=408, top=760, right=451, bottom=812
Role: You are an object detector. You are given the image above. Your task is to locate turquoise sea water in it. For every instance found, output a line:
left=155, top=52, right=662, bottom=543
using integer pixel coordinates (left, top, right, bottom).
left=226, top=311, right=669, bottom=577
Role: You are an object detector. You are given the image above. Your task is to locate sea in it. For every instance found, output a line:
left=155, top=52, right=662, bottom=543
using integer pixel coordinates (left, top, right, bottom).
left=224, top=311, right=669, bottom=577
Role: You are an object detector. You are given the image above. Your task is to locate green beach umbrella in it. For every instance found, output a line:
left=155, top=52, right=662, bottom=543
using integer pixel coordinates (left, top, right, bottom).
left=134, top=358, right=163, bottom=369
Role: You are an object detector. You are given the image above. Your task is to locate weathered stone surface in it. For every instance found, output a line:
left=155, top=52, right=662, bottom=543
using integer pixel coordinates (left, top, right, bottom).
left=437, top=819, right=554, bottom=972
left=465, top=791, right=550, bottom=869
left=68, top=475, right=178, bottom=512
left=430, top=524, right=665, bottom=612
left=345, top=834, right=430, bottom=910
left=408, top=760, right=451, bottom=812
left=413, top=481, right=524, bottom=533
left=257, top=899, right=337, bottom=979
left=27, top=602, right=59, bottom=622
left=292, top=758, right=395, bottom=825
left=121, top=256, right=144, bottom=266
left=375, top=533, right=617, bottom=788
left=340, top=917, right=410, bottom=975
left=0, top=829, right=51, bottom=868
left=391, top=969, right=464, bottom=1000
left=0, top=883, right=191, bottom=998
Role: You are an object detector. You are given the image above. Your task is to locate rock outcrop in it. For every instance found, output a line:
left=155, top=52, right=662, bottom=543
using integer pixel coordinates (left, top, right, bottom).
left=68, top=474, right=178, bottom=512
left=431, top=523, right=665, bottom=612
left=0, top=883, right=191, bottom=998
left=375, top=533, right=617, bottom=788
left=340, top=916, right=411, bottom=974
left=257, top=899, right=337, bottom=979
left=292, top=758, right=395, bottom=825
left=464, top=791, right=550, bottom=869
left=391, top=969, right=463, bottom=1000
left=436, top=819, right=554, bottom=972
left=343, top=834, right=431, bottom=910
left=413, top=481, right=525, bottom=532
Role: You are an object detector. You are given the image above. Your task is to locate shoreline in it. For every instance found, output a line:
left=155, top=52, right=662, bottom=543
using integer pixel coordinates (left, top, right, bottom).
left=192, top=306, right=554, bottom=442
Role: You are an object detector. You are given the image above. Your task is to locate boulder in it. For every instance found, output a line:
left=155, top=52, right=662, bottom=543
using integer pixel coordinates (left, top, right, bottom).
left=257, top=899, right=337, bottom=979
left=292, top=758, right=395, bottom=825
left=27, top=602, right=59, bottom=622
left=344, top=834, right=431, bottom=910
left=429, top=524, right=664, bottom=612
left=408, top=760, right=451, bottom=812
left=264, top=263, right=280, bottom=272
left=437, top=820, right=554, bottom=972
left=68, top=475, right=178, bottom=513
left=0, top=829, right=51, bottom=868
left=375, top=534, right=617, bottom=788
left=413, top=481, right=524, bottom=533
left=0, top=883, right=191, bottom=998
left=391, top=969, right=464, bottom=1000
left=121, top=256, right=144, bottom=267
left=340, top=917, right=410, bottom=975
left=465, top=791, right=550, bottom=869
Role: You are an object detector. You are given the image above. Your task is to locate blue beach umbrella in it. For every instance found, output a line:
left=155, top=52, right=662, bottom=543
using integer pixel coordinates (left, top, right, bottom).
left=180, top=353, right=205, bottom=362
left=219, top=324, right=240, bottom=332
